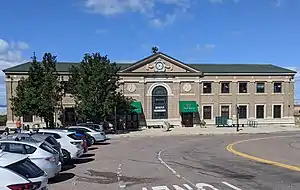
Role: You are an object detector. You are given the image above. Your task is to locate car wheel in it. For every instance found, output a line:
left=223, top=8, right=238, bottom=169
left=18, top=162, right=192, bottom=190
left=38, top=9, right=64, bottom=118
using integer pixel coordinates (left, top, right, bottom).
left=62, top=149, right=71, bottom=164
left=91, top=137, right=96, bottom=145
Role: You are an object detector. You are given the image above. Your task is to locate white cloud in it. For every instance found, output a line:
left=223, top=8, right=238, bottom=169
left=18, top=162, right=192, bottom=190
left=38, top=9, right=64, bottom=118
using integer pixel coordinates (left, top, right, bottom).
left=195, top=43, right=216, bottom=52
left=0, top=39, right=29, bottom=106
left=0, top=39, right=9, bottom=54
left=82, top=0, right=192, bottom=27
left=150, top=13, right=177, bottom=27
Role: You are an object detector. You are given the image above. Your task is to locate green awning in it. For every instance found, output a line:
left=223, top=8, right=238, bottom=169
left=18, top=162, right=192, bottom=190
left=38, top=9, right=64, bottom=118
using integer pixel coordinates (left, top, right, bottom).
left=131, top=101, right=143, bottom=114
left=179, top=101, right=198, bottom=113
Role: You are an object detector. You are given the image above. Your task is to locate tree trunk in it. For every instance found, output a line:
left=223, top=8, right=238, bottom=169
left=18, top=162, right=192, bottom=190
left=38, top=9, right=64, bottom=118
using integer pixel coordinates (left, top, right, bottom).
left=45, top=118, right=49, bottom=128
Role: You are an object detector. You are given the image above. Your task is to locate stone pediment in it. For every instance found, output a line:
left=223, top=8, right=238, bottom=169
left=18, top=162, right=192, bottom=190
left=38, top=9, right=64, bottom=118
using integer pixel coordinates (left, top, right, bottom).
left=120, top=52, right=201, bottom=73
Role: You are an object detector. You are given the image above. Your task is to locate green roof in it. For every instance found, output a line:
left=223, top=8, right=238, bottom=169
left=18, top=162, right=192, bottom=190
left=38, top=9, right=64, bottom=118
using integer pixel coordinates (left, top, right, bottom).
left=2, top=62, right=296, bottom=74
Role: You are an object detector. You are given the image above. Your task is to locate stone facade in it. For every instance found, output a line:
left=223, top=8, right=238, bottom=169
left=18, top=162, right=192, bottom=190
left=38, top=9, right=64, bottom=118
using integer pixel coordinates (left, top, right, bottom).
left=3, top=53, right=296, bottom=128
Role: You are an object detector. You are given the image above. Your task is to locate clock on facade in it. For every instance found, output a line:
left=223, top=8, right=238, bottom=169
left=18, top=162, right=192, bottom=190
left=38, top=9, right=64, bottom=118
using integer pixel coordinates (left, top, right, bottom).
left=155, top=62, right=165, bottom=71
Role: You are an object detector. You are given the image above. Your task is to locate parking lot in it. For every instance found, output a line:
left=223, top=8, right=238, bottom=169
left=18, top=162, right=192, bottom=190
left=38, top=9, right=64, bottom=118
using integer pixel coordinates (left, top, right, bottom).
left=48, top=132, right=300, bottom=190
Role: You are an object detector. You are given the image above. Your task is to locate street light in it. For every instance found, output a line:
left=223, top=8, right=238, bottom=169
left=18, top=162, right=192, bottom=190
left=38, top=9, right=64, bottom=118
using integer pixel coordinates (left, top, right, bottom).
left=236, top=106, right=240, bottom=132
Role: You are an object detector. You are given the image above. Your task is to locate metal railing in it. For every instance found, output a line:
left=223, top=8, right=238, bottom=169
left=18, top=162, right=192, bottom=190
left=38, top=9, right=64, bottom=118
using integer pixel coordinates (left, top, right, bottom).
left=247, top=120, right=258, bottom=128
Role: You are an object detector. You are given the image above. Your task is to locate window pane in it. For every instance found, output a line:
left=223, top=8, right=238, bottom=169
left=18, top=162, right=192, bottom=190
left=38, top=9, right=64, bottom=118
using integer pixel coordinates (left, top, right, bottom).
left=239, top=82, right=248, bottom=93
left=8, top=143, right=26, bottom=154
left=256, top=82, right=265, bottom=93
left=203, top=106, right=212, bottom=119
left=40, top=142, right=57, bottom=154
left=274, top=82, right=282, bottom=93
left=273, top=105, right=282, bottom=118
left=23, top=114, right=33, bottom=122
left=256, top=105, right=264, bottom=118
left=239, top=106, right=247, bottom=119
left=221, top=82, right=230, bottom=93
left=221, top=106, right=230, bottom=119
left=6, top=158, right=44, bottom=178
left=203, top=83, right=212, bottom=94
left=24, top=145, right=37, bottom=154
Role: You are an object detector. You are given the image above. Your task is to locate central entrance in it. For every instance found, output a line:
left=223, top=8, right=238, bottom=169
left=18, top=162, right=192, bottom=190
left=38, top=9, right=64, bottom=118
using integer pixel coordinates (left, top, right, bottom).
left=152, top=86, right=168, bottom=119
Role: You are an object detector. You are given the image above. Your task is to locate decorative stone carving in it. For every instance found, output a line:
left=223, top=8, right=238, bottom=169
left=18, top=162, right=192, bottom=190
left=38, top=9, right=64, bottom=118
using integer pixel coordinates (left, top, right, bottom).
left=182, top=83, right=192, bottom=92
left=146, top=58, right=173, bottom=72
left=127, top=84, right=136, bottom=93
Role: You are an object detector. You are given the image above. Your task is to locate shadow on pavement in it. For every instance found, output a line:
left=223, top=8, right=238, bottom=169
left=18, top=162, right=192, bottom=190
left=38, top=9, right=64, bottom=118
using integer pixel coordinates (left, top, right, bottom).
left=49, top=173, right=75, bottom=184
left=61, top=164, right=76, bottom=172
left=71, top=158, right=95, bottom=165
left=88, top=147, right=99, bottom=151
left=94, top=142, right=111, bottom=145
left=81, top=153, right=95, bottom=158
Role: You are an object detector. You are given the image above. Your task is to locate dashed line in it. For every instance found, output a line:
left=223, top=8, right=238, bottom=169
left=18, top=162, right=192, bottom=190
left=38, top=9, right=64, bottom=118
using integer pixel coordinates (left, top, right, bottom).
left=157, top=149, right=197, bottom=189
left=222, top=182, right=242, bottom=190
left=226, top=135, right=300, bottom=172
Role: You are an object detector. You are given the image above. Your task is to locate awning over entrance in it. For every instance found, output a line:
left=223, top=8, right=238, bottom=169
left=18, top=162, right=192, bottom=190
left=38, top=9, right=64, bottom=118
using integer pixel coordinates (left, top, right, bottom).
left=131, top=101, right=143, bottom=114
left=179, top=101, right=198, bottom=113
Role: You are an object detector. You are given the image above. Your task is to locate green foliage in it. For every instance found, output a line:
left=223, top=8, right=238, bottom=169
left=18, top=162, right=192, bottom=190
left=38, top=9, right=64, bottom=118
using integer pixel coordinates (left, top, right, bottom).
left=10, top=53, right=62, bottom=128
left=69, top=53, right=132, bottom=122
left=0, top=115, right=6, bottom=126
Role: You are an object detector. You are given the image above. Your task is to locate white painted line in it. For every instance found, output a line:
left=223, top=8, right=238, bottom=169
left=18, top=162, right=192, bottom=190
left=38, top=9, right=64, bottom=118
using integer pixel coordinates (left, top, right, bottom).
left=222, top=182, right=242, bottom=190
left=157, top=149, right=197, bottom=189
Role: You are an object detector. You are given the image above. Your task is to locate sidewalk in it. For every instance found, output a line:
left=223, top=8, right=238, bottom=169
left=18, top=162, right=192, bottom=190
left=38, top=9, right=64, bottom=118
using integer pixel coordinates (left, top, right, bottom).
left=107, top=125, right=300, bottom=139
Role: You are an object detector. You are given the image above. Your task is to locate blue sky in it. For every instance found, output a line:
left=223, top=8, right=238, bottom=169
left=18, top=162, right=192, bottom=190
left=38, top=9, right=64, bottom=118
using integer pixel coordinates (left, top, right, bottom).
left=0, top=0, right=299, bottom=106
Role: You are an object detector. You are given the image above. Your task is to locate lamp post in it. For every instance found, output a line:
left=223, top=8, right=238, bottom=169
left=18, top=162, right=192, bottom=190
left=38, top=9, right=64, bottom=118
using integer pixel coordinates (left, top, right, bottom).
left=236, top=105, right=240, bottom=132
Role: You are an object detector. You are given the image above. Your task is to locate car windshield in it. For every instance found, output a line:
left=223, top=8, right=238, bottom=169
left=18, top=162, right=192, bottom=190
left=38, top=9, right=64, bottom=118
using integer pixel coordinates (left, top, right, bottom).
left=39, top=142, right=58, bottom=154
left=6, top=158, right=44, bottom=178
left=45, top=136, right=59, bottom=145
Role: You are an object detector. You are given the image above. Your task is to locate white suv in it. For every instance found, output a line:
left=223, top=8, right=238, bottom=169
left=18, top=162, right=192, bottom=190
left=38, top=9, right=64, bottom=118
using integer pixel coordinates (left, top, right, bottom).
left=37, top=129, right=84, bottom=163
left=0, top=151, right=48, bottom=189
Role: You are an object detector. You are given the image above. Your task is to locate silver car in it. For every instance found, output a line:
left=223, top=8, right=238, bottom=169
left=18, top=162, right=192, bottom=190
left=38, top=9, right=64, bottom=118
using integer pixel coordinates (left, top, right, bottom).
left=0, top=139, right=61, bottom=178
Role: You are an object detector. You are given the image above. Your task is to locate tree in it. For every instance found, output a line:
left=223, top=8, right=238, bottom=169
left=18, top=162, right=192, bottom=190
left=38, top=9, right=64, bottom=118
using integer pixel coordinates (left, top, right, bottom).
left=11, top=53, right=62, bottom=128
left=11, top=53, right=45, bottom=121
left=39, top=53, right=62, bottom=128
left=152, top=46, right=159, bottom=54
left=69, top=53, right=132, bottom=123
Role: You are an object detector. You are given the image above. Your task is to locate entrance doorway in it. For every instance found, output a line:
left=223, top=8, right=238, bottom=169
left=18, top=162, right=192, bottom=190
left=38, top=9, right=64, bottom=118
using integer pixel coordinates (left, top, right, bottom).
left=181, top=113, right=194, bottom=127
left=152, top=86, right=168, bottom=119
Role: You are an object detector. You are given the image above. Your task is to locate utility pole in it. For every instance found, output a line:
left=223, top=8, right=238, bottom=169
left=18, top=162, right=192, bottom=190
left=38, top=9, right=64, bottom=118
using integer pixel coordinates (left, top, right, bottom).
left=114, top=105, right=117, bottom=133
left=236, top=106, right=240, bottom=132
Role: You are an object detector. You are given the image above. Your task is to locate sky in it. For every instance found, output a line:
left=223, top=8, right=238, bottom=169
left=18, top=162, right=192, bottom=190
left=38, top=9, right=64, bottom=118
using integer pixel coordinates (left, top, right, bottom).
left=0, top=0, right=299, bottom=106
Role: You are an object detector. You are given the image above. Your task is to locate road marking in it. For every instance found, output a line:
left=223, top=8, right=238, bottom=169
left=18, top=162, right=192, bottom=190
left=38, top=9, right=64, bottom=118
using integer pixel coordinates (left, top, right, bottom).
left=221, top=182, right=242, bottom=190
left=226, top=135, right=300, bottom=172
left=157, top=149, right=196, bottom=188
left=117, top=163, right=126, bottom=188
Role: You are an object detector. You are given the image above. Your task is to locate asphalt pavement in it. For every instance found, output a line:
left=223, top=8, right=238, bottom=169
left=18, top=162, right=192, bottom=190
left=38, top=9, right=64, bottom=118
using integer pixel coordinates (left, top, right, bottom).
left=49, top=131, right=300, bottom=190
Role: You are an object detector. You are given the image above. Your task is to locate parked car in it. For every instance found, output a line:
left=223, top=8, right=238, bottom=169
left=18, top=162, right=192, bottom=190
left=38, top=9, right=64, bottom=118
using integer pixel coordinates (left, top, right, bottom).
left=37, top=129, right=84, bottom=163
left=67, top=128, right=93, bottom=147
left=0, top=133, right=64, bottom=165
left=0, top=139, right=61, bottom=178
left=0, top=151, right=48, bottom=189
left=68, top=126, right=108, bottom=144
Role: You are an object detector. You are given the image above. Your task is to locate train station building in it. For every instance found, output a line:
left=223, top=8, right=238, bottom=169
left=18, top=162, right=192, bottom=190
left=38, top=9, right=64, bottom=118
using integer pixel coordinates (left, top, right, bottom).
left=3, top=52, right=297, bottom=128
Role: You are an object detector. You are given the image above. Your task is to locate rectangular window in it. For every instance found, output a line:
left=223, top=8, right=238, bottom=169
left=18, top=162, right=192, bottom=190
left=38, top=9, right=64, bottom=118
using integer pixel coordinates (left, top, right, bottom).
left=238, top=82, right=248, bottom=93
left=238, top=105, right=247, bottom=119
left=256, top=82, right=265, bottom=93
left=221, top=106, right=230, bottom=119
left=23, top=114, right=33, bottom=122
left=273, top=105, right=282, bottom=118
left=274, top=82, right=282, bottom=93
left=203, top=82, right=212, bottom=94
left=203, top=106, right=212, bottom=119
left=221, top=82, right=230, bottom=93
left=256, top=105, right=264, bottom=119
